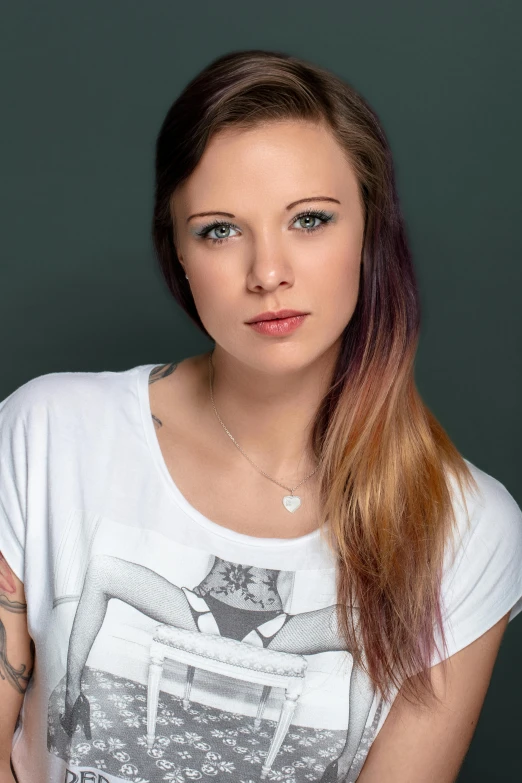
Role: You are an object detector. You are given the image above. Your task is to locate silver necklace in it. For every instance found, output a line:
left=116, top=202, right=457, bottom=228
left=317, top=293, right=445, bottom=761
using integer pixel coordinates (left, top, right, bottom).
left=208, top=350, right=320, bottom=513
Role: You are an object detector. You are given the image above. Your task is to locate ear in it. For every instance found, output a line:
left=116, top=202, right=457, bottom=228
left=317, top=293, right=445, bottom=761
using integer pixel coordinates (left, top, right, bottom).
left=171, top=220, right=183, bottom=264
left=175, top=245, right=185, bottom=266
left=177, top=252, right=188, bottom=278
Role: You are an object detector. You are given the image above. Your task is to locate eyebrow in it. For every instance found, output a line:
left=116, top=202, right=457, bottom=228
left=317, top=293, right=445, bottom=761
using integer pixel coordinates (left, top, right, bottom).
left=186, top=196, right=341, bottom=223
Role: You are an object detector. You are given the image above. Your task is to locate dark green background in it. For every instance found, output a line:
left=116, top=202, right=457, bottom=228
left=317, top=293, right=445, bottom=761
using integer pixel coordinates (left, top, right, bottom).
left=1, top=1, right=520, bottom=779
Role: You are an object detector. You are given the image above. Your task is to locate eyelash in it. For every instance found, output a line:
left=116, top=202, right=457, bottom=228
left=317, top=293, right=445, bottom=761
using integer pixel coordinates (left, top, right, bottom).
left=195, top=209, right=334, bottom=246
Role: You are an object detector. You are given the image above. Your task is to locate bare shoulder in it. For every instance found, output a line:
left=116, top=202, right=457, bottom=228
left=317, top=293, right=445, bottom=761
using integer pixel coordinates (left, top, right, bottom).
left=358, top=611, right=510, bottom=783
left=147, top=354, right=208, bottom=431
left=148, top=361, right=182, bottom=386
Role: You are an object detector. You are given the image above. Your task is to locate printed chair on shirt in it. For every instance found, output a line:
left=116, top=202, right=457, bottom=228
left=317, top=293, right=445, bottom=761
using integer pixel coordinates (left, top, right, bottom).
left=146, top=585, right=308, bottom=781
left=52, top=511, right=310, bottom=779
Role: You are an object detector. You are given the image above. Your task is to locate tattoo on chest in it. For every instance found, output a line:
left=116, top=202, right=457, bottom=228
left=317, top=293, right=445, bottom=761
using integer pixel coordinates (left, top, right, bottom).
left=148, top=362, right=179, bottom=385
left=149, top=363, right=179, bottom=428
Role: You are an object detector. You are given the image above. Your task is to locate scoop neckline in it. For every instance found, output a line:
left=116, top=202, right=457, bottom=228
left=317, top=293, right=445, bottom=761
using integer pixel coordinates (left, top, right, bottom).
left=136, top=362, right=323, bottom=549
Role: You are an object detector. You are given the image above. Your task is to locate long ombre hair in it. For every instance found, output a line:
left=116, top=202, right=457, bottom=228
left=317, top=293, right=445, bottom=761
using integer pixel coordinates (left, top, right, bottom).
left=152, top=49, right=477, bottom=708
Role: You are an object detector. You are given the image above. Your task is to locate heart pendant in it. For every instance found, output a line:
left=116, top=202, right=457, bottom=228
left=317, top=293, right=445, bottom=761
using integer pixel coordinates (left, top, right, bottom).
left=282, top=495, right=301, bottom=513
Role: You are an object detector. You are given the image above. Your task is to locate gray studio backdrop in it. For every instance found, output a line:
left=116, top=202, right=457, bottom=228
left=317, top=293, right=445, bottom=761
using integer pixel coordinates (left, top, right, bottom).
left=1, top=1, right=521, bottom=780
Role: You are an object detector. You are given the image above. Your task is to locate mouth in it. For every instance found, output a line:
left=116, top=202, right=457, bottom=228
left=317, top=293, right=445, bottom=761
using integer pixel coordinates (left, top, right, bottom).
left=247, top=313, right=309, bottom=336
left=246, top=309, right=309, bottom=324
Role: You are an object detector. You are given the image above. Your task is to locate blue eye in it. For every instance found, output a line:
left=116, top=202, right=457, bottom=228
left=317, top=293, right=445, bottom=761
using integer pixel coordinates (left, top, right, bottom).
left=195, top=209, right=334, bottom=246
left=195, top=222, right=240, bottom=244
left=291, top=209, right=334, bottom=232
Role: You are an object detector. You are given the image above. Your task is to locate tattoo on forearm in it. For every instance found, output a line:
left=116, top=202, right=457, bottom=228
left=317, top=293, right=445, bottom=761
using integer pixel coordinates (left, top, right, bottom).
left=0, top=594, right=27, bottom=613
left=0, top=622, right=34, bottom=694
left=152, top=414, right=163, bottom=429
left=0, top=553, right=16, bottom=594
left=148, top=362, right=178, bottom=385
left=0, top=553, right=33, bottom=694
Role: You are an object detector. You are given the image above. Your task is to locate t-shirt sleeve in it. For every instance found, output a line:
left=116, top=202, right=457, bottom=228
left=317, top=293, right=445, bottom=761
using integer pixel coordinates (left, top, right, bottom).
left=432, top=460, right=522, bottom=665
left=0, top=383, right=34, bottom=584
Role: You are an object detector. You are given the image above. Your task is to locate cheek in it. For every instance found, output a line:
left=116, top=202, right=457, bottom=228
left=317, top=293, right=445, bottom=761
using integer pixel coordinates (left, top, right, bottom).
left=314, top=241, right=362, bottom=312
left=188, top=268, right=236, bottom=331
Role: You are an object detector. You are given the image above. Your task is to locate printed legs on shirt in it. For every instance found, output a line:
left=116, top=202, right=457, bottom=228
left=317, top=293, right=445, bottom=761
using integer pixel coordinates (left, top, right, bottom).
left=64, top=555, right=199, bottom=712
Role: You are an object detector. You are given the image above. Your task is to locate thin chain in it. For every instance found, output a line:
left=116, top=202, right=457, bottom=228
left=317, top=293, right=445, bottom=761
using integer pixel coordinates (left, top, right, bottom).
left=208, top=350, right=320, bottom=495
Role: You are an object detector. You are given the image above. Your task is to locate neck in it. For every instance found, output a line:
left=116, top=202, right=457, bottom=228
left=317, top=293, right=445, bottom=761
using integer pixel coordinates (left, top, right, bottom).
left=199, top=342, right=339, bottom=480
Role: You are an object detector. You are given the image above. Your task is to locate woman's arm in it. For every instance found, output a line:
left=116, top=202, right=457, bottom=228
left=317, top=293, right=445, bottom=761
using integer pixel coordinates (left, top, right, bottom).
left=0, top=552, right=34, bottom=779
left=357, top=611, right=510, bottom=782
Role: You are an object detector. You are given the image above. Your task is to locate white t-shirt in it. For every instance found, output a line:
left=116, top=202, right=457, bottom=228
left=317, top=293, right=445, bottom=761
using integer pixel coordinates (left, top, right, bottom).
left=1, top=364, right=522, bottom=783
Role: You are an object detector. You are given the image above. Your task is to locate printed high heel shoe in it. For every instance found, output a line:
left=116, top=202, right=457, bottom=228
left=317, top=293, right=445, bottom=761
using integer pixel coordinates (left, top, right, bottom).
left=319, top=758, right=341, bottom=782
left=60, top=692, right=92, bottom=740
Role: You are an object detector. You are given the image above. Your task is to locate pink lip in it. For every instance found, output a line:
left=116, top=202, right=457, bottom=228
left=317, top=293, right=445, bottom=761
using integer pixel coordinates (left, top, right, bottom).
left=248, top=314, right=308, bottom=336
left=246, top=309, right=308, bottom=324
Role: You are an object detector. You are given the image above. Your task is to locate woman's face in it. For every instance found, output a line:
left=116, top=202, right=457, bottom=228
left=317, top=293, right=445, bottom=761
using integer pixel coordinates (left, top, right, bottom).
left=170, top=119, right=365, bottom=376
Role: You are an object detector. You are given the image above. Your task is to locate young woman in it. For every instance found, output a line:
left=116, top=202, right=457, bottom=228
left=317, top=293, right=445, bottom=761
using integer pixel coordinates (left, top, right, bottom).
left=1, top=49, right=522, bottom=783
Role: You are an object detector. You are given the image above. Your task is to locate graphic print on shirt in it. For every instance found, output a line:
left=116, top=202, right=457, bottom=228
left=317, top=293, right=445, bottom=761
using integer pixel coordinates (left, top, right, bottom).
left=47, top=528, right=384, bottom=783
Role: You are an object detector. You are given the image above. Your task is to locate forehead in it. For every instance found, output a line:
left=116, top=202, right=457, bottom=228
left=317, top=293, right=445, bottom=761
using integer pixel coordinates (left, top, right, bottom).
left=171, top=119, right=360, bottom=214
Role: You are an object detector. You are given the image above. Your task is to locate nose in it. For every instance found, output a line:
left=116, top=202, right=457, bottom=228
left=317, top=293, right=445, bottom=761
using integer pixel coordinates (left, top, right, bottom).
left=245, top=231, right=295, bottom=292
